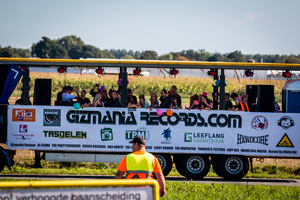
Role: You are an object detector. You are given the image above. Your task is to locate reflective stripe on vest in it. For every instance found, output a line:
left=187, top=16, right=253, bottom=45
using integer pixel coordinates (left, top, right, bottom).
left=126, top=152, right=154, bottom=179
left=240, top=102, right=249, bottom=111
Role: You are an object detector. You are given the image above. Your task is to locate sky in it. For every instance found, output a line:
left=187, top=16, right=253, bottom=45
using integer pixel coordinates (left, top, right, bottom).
left=0, top=0, right=300, bottom=56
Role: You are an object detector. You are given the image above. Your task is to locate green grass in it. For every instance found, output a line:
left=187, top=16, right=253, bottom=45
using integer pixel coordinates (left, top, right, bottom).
left=163, top=182, right=300, bottom=200
left=0, top=179, right=298, bottom=200
left=1, top=161, right=299, bottom=179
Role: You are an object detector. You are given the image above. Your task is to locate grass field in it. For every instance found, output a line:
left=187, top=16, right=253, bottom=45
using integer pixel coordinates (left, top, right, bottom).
left=1, top=147, right=299, bottom=179
left=0, top=178, right=299, bottom=200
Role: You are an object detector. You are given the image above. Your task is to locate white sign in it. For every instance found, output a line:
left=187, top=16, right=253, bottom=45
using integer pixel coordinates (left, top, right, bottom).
left=0, top=188, right=152, bottom=200
left=6, top=105, right=300, bottom=157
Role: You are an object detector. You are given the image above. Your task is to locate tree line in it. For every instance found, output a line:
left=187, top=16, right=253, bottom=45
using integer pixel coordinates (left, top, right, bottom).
left=1, top=35, right=300, bottom=63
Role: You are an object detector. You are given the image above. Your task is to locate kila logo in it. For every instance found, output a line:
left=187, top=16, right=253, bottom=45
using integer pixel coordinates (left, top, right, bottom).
left=251, top=115, right=268, bottom=131
left=277, top=116, right=294, bottom=130
left=161, top=128, right=172, bottom=144
left=101, top=128, right=113, bottom=141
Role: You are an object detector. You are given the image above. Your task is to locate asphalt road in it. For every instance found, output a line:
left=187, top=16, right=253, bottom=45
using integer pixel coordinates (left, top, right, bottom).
left=0, top=174, right=299, bottom=187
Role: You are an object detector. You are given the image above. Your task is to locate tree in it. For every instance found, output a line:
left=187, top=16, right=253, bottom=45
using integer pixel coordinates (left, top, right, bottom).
left=207, top=53, right=223, bottom=61
left=226, top=50, right=246, bottom=62
left=158, top=53, right=173, bottom=60
left=140, top=50, right=158, bottom=60
left=285, top=55, right=300, bottom=63
left=121, top=55, right=135, bottom=59
left=31, top=36, right=67, bottom=58
left=57, top=35, right=85, bottom=59
left=175, top=56, right=189, bottom=61
left=0, top=46, right=15, bottom=57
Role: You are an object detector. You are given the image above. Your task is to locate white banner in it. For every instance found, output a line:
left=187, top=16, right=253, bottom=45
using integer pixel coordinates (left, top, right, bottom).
left=0, top=188, right=152, bottom=200
left=7, top=105, right=300, bottom=157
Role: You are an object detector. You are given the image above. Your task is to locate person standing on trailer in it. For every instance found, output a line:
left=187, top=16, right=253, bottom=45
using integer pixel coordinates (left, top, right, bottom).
left=114, top=136, right=166, bottom=197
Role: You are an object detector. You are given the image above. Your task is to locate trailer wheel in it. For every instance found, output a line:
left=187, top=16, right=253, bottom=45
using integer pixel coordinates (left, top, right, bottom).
left=173, top=155, right=187, bottom=177
left=181, top=155, right=210, bottom=180
left=154, top=154, right=172, bottom=176
left=217, top=155, right=249, bottom=180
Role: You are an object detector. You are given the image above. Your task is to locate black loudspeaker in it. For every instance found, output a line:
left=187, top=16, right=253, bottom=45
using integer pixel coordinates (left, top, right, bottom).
left=257, top=85, right=274, bottom=112
left=33, top=79, right=52, bottom=105
left=246, top=85, right=258, bottom=112
left=246, top=85, right=274, bottom=112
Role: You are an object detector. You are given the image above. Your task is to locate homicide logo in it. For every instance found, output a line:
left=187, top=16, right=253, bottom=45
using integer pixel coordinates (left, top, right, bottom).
left=12, top=109, right=36, bottom=122
left=276, top=133, right=294, bottom=147
left=101, top=128, right=113, bottom=141
left=251, top=115, right=268, bottom=131
left=277, top=116, right=294, bottom=130
left=161, top=128, right=172, bottom=144
left=43, top=109, right=61, bottom=126
left=126, top=128, right=150, bottom=141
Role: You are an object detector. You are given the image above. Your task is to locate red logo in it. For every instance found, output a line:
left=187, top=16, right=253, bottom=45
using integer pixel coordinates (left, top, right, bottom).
left=12, top=109, right=36, bottom=122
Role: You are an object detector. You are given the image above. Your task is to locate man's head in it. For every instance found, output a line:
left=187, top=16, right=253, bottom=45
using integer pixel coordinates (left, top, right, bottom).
left=129, top=136, right=146, bottom=151
left=171, top=85, right=177, bottom=94
left=161, top=89, right=167, bottom=98
left=81, top=90, right=87, bottom=97
left=111, top=90, right=118, bottom=100
left=225, top=93, right=230, bottom=101
left=66, top=86, right=73, bottom=94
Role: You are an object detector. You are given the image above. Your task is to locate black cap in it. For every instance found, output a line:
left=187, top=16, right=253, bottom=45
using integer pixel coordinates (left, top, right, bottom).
left=129, top=136, right=145, bottom=145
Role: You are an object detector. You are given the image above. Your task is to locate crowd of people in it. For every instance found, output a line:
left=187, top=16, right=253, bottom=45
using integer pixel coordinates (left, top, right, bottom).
left=55, top=84, right=254, bottom=112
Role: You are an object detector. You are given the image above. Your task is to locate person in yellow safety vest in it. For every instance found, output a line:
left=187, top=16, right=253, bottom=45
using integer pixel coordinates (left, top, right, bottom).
left=234, top=94, right=249, bottom=111
left=114, top=136, right=166, bottom=197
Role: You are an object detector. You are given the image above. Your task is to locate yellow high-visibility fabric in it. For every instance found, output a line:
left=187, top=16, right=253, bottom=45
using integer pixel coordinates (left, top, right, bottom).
left=126, top=152, right=154, bottom=173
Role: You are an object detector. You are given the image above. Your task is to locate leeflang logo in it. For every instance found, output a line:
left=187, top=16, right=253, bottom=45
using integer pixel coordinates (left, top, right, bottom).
left=277, top=116, right=294, bottom=130
left=251, top=115, right=268, bottom=131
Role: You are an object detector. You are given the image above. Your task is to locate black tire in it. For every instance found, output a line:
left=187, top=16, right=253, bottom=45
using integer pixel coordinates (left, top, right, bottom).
left=174, top=155, right=187, bottom=177
left=180, top=154, right=210, bottom=180
left=217, top=155, right=249, bottom=180
left=154, top=154, right=172, bottom=177
left=211, top=155, right=223, bottom=177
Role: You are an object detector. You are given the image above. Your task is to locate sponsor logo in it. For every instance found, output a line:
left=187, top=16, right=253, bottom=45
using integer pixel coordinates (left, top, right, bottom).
left=276, top=133, right=294, bottom=147
left=12, top=109, right=36, bottom=122
left=141, top=112, right=242, bottom=128
left=277, top=116, right=294, bottom=130
left=251, top=115, right=268, bottom=131
left=12, top=124, right=33, bottom=140
left=67, top=110, right=137, bottom=125
left=43, top=109, right=61, bottom=126
left=19, top=124, right=28, bottom=133
left=44, top=130, right=87, bottom=139
left=184, top=132, right=225, bottom=143
left=126, top=128, right=150, bottom=141
left=161, top=128, right=172, bottom=144
left=237, top=134, right=268, bottom=145
left=101, top=128, right=113, bottom=141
